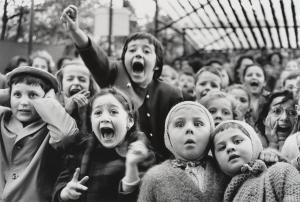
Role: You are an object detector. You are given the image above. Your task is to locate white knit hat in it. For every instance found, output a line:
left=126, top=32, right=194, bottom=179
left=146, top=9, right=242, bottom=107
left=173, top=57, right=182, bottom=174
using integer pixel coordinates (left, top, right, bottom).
left=164, top=101, right=215, bottom=159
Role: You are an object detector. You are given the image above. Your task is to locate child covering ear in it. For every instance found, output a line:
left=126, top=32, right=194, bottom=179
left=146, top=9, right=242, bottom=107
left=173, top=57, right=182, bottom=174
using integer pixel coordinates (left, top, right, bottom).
left=212, top=120, right=300, bottom=202
left=0, top=66, right=78, bottom=201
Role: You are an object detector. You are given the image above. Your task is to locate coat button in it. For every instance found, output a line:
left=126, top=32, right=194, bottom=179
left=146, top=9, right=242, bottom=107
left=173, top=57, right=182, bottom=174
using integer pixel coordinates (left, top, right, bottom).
left=149, top=133, right=153, bottom=137
left=126, top=83, right=131, bottom=88
left=146, top=113, right=150, bottom=117
left=146, top=94, right=150, bottom=99
left=12, top=173, right=18, bottom=180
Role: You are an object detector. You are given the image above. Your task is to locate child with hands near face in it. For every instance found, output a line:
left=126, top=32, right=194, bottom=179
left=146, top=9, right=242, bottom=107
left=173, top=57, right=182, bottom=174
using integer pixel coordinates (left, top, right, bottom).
left=212, top=120, right=300, bottom=202
left=53, top=88, right=154, bottom=202
left=138, top=101, right=229, bottom=202
left=0, top=66, right=78, bottom=202
left=56, top=61, right=99, bottom=134
left=60, top=5, right=183, bottom=162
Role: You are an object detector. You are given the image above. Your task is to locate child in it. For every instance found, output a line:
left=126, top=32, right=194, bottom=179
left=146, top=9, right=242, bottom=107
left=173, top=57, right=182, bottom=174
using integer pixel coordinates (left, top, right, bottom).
left=199, top=90, right=239, bottom=126
left=53, top=88, right=154, bottom=202
left=242, top=64, right=268, bottom=124
left=138, top=101, right=229, bottom=201
left=56, top=60, right=99, bottom=134
left=0, top=66, right=78, bottom=201
left=212, top=120, right=300, bottom=201
left=30, top=50, right=55, bottom=73
left=194, top=66, right=222, bottom=102
left=226, top=84, right=254, bottom=126
left=177, top=69, right=195, bottom=101
left=160, top=64, right=179, bottom=87
left=61, top=5, right=183, bottom=162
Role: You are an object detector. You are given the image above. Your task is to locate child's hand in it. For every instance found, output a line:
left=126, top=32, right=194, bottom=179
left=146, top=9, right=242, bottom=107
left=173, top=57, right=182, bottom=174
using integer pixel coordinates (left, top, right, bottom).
left=126, top=140, right=149, bottom=166
left=265, top=118, right=279, bottom=149
left=65, top=90, right=90, bottom=112
left=61, top=5, right=79, bottom=32
left=60, top=168, right=89, bottom=201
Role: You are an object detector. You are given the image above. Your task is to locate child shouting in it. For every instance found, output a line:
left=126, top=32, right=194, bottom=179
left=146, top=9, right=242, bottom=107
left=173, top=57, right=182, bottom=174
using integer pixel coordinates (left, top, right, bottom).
left=56, top=60, right=99, bottom=134
left=53, top=88, right=154, bottom=202
left=60, top=5, right=183, bottom=162
left=138, top=101, right=229, bottom=201
left=0, top=66, right=78, bottom=201
left=212, top=120, right=300, bottom=202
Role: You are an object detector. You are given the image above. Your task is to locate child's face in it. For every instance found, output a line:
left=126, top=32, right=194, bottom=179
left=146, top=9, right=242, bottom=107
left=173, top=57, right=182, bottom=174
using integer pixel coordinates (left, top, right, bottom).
left=32, top=57, right=48, bottom=72
left=286, top=61, right=298, bottom=71
left=228, top=88, right=249, bottom=117
left=207, top=98, right=234, bottom=126
left=10, top=83, right=45, bottom=125
left=178, top=74, right=195, bottom=96
left=124, top=39, right=157, bottom=88
left=214, top=128, right=253, bottom=176
left=91, top=94, right=133, bottom=148
left=195, top=71, right=221, bottom=99
left=284, top=78, right=298, bottom=94
left=160, top=67, right=178, bottom=86
left=243, top=65, right=265, bottom=95
left=168, top=107, right=211, bottom=161
left=62, top=65, right=91, bottom=97
left=265, top=96, right=297, bottom=141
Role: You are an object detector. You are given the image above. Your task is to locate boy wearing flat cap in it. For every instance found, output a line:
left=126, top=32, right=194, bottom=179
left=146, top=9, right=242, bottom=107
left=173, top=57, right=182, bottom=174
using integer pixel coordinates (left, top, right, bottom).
left=0, top=66, right=78, bottom=202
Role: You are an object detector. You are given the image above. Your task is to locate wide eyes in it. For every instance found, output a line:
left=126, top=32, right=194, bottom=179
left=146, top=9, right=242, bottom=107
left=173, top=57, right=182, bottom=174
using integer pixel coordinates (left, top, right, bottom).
left=174, top=119, right=204, bottom=128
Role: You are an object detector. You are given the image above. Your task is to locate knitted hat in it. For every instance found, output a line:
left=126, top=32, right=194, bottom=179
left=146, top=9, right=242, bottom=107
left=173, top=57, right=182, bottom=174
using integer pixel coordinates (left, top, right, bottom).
left=211, top=120, right=263, bottom=161
left=281, top=132, right=300, bottom=161
left=164, top=101, right=215, bottom=159
left=6, top=66, right=59, bottom=92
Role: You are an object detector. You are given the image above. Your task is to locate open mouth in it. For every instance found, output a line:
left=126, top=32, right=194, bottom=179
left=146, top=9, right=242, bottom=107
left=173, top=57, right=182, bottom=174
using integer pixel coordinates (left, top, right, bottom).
left=100, top=127, right=115, bottom=140
left=132, top=61, right=144, bottom=73
left=69, top=88, right=82, bottom=96
left=228, top=154, right=239, bottom=161
left=276, top=125, right=291, bottom=133
left=200, top=90, right=209, bottom=97
left=249, top=81, right=259, bottom=87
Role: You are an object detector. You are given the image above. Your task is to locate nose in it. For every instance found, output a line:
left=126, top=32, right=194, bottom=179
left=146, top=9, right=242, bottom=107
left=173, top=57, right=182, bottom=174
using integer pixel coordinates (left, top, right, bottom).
left=279, top=110, right=288, bottom=120
left=185, top=122, right=194, bottom=135
left=19, top=97, right=30, bottom=106
left=100, top=111, right=110, bottom=124
left=214, top=111, right=223, bottom=120
left=226, top=143, right=235, bottom=154
left=204, top=84, right=211, bottom=90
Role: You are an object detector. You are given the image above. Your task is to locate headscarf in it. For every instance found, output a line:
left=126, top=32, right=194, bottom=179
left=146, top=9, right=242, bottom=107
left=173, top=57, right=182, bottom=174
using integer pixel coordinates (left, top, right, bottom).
left=164, top=101, right=215, bottom=159
left=211, top=120, right=263, bottom=161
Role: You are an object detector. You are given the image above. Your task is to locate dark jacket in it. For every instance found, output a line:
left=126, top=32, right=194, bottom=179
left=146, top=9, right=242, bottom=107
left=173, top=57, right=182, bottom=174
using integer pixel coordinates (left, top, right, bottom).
left=53, top=132, right=154, bottom=202
left=77, top=38, right=183, bottom=161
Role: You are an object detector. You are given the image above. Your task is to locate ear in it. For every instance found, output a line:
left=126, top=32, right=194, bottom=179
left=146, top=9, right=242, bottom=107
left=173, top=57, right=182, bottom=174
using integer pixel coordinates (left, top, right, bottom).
left=127, top=116, right=134, bottom=130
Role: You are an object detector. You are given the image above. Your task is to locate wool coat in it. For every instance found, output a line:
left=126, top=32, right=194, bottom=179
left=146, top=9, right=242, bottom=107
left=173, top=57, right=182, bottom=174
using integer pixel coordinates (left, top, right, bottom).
left=0, top=98, right=78, bottom=202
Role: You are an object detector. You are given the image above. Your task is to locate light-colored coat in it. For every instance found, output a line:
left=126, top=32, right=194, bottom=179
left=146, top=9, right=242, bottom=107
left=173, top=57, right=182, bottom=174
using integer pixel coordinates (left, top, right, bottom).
left=0, top=98, right=78, bottom=202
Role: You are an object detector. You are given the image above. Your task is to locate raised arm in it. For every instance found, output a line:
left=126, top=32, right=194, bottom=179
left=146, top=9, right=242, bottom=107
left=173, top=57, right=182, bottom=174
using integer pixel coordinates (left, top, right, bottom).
left=61, top=5, right=114, bottom=88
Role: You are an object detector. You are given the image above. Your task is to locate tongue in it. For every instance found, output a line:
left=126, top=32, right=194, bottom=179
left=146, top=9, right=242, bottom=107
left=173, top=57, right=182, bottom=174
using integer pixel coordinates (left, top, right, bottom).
left=132, top=62, right=144, bottom=73
left=103, top=132, right=114, bottom=140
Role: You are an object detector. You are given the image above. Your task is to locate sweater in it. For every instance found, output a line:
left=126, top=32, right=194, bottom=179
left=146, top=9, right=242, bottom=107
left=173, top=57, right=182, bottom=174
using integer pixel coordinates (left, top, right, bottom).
left=224, top=160, right=300, bottom=202
left=138, top=156, right=229, bottom=202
